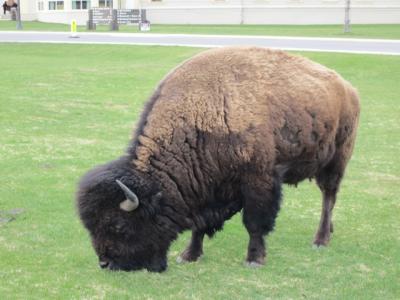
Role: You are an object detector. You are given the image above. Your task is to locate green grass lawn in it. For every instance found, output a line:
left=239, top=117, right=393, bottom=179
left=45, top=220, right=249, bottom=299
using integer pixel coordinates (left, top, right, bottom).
left=1, top=21, right=400, bottom=39
left=0, top=44, right=399, bottom=299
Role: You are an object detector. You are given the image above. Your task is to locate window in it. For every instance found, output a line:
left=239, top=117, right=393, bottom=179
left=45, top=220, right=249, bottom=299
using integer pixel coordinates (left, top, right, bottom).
left=99, top=0, right=112, bottom=8
left=48, top=1, right=64, bottom=10
left=38, top=1, right=44, bottom=11
left=72, top=0, right=91, bottom=9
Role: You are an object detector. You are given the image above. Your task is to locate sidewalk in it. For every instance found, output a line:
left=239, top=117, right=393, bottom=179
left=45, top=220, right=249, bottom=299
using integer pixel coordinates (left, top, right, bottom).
left=1, top=31, right=399, bottom=55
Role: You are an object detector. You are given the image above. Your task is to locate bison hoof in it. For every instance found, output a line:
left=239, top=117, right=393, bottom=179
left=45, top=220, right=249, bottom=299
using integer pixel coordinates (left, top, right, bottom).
left=245, top=261, right=264, bottom=268
left=176, top=255, right=202, bottom=264
left=176, top=256, right=187, bottom=264
left=176, top=252, right=203, bottom=264
left=312, top=239, right=329, bottom=248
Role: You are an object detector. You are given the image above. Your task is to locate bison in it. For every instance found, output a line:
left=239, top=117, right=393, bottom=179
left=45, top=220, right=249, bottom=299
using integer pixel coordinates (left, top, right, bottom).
left=77, top=47, right=360, bottom=272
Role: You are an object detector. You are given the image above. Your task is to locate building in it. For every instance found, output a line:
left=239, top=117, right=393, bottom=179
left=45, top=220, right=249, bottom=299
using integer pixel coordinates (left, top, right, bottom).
left=14, top=0, right=400, bottom=26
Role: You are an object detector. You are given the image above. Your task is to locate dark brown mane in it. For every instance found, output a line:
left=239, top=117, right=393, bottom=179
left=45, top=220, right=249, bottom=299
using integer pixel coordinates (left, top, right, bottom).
left=127, top=82, right=165, bottom=158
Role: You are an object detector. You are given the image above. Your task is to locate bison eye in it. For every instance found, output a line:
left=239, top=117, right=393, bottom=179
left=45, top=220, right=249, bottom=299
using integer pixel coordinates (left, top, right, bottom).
left=114, top=224, right=123, bottom=233
left=109, top=220, right=128, bottom=235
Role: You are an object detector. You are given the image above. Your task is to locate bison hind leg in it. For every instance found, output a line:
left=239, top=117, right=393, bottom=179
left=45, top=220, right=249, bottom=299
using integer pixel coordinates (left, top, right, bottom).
left=313, top=179, right=339, bottom=247
left=313, top=145, right=352, bottom=247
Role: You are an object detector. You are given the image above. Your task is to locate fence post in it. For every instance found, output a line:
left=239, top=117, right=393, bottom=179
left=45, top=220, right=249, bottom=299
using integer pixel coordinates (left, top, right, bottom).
left=87, top=9, right=96, bottom=30
left=240, top=0, right=244, bottom=25
left=110, top=9, right=119, bottom=31
left=140, top=9, right=146, bottom=23
left=344, top=0, right=351, bottom=33
left=16, top=0, right=22, bottom=29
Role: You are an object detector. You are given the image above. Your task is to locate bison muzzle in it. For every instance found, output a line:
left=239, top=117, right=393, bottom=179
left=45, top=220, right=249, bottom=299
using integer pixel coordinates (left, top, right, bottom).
left=77, top=47, right=360, bottom=272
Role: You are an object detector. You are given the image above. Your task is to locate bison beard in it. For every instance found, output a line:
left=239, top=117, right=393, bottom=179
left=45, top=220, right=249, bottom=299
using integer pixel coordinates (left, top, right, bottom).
left=76, top=47, right=360, bottom=272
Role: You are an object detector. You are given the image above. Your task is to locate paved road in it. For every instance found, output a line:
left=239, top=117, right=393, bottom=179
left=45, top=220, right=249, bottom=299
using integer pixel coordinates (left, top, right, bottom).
left=1, top=31, right=399, bottom=55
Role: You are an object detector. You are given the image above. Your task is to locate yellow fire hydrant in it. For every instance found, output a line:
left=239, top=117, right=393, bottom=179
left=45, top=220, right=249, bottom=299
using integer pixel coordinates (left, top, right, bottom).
left=70, top=19, right=78, bottom=38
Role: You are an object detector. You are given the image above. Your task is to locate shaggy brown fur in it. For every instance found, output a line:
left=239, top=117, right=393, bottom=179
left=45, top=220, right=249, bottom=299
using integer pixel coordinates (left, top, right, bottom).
left=77, top=47, right=360, bottom=272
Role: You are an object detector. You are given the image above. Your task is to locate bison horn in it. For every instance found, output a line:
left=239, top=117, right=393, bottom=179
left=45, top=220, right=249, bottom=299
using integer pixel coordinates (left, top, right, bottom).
left=116, top=180, right=139, bottom=211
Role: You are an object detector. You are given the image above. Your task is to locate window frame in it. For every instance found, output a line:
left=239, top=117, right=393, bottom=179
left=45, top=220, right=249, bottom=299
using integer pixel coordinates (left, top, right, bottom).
left=48, top=1, right=64, bottom=10
left=37, top=1, right=44, bottom=11
left=72, top=0, right=91, bottom=10
left=98, top=0, right=113, bottom=8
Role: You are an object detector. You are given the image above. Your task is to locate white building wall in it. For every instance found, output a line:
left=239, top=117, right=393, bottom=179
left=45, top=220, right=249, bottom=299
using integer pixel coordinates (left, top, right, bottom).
left=19, top=0, right=400, bottom=25
left=20, top=0, right=37, bottom=20
left=126, top=0, right=136, bottom=9
left=33, top=0, right=89, bottom=24
left=141, top=0, right=400, bottom=25
left=36, top=11, right=89, bottom=25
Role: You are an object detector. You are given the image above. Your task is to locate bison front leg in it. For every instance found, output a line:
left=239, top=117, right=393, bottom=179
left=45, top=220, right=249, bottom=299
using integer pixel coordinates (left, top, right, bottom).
left=177, top=230, right=205, bottom=263
left=241, top=175, right=282, bottom=267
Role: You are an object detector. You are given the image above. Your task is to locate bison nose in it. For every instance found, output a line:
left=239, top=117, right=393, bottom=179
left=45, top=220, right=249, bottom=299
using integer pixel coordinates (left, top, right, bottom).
left=99, top=261, right=109, bottom=269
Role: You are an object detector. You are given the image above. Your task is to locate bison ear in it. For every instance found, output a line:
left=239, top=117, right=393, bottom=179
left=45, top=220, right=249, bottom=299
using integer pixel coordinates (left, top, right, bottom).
left=152, top=192, right=163, bottom=202
left=116, top=180, right=140, bottom=212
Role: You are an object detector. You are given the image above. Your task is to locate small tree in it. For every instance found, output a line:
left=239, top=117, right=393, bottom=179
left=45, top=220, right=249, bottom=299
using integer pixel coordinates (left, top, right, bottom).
left=344, top=0, right=351, bottom=33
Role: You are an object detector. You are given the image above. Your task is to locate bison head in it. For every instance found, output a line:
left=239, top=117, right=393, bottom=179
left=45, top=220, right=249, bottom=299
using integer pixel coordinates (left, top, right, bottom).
left=76, top=157, right=177, bottom=273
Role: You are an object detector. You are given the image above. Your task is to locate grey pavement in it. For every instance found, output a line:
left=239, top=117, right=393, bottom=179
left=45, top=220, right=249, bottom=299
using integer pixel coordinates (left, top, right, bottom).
left=0, top=31, right=399, bottom=55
